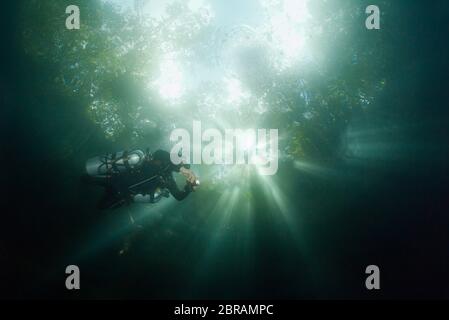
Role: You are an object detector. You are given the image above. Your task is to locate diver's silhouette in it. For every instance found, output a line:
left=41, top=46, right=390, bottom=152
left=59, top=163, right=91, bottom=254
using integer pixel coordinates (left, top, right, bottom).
left=83, top=149, right=199, bottom=210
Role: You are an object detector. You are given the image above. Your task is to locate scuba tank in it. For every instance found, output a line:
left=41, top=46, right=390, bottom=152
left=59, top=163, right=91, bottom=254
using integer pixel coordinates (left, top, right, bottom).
left=85, top=149, right=161, bottom=204
left=85, top=149, right=148, bottom=178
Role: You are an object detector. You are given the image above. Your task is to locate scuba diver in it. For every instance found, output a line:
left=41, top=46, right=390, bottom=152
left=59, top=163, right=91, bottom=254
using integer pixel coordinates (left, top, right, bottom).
left=83, top=149, right=199, bottom=210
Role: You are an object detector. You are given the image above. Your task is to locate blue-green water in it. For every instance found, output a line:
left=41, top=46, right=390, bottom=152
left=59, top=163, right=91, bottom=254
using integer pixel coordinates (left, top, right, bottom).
left=2, top=0, right=449, bottom=299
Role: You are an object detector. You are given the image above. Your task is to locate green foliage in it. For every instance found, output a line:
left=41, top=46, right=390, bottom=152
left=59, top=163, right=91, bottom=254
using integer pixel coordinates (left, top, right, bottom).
left=21, top=0, right=389, bottom=158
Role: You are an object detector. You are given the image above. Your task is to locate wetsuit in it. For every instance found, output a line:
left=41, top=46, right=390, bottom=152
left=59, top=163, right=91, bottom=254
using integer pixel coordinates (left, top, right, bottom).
left=83, top=150, right=193, bottom=209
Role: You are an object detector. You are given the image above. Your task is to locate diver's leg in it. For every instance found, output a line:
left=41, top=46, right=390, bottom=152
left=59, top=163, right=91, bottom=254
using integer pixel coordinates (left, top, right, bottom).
left=119, top=209, right=144, bottom=256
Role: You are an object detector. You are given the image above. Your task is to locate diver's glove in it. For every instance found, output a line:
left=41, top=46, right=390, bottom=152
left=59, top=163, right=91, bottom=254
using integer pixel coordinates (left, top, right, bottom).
left=185, top=178, right=200, bottom=192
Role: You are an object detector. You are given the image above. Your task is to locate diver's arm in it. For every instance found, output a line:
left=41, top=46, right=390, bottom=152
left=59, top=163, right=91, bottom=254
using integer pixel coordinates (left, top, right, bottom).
left=166, top=173, right=192, bottom=201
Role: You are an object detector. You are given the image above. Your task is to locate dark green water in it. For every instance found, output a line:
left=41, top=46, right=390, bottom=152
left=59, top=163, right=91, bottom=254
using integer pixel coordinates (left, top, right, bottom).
left=2, top=0, right=449, bottom=299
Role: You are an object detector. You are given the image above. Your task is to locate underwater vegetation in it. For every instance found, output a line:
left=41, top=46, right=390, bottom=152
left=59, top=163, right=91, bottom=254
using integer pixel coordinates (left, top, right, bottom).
left=21, top=0, right=388, bottom=166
